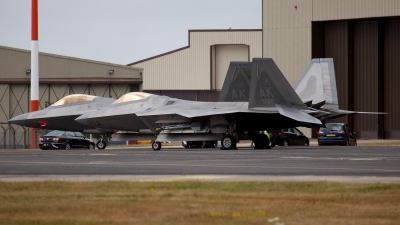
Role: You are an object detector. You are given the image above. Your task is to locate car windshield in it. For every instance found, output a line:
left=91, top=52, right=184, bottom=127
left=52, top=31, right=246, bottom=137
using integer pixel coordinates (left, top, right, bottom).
left=45, top=130, right=65, bottom=136
left=51, top=94, right=96, bottom=106
left=112, top=92, right=153, bottom=104
left=320, top=124, right=343, bottom=132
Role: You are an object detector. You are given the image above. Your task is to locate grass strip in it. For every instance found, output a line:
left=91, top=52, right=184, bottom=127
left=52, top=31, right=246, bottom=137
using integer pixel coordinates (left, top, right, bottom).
left=0, top=181, right=399, bottom=225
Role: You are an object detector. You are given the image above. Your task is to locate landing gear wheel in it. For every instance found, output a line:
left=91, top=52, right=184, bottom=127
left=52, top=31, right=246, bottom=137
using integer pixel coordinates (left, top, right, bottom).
left=152, top=141, right=162, bottom=151
left=96, top=140, right=106, bottom=150
left=221, top=135, right=237, bottom=150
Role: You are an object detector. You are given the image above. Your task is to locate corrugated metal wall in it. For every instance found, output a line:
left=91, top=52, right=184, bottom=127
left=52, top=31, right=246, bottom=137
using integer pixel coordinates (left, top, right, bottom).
left=384, top=20, right=400, bottom=138
left=353, top=21, right=379, bottom=138
left=312, top=0, right=400, bottom=21
left=262, top=0, right=313, bottom=86
left=324, top=22, right=350, bottom=125
left=0, top=46, right=142, bottom=80
left=312, top=19, right=400, bottom=139
left=132, top=30, right=262, bottom=90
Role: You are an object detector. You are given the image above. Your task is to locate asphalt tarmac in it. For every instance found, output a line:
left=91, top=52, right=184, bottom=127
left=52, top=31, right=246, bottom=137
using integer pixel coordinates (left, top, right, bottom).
left=1, top=145, right=400, bottom=183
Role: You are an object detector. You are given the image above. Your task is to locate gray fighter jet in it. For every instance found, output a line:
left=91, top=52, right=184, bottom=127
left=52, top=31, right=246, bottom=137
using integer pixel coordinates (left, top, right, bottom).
left=75, top=58, right=323, bottom=150
left=8, top=94, right=115, bottom=149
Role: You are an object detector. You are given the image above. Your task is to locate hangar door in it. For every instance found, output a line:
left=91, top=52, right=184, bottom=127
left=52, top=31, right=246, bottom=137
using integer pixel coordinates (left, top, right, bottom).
left=211, top=45, right=249, bottom=90
left=312, top=18, right=400, bottom=139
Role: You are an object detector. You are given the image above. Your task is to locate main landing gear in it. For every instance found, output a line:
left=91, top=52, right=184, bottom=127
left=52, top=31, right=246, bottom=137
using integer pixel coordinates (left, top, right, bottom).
left=152, top=141, right=161, bottom=151
left=220, top=134, right=237, bottom=150
left=96, top=140, right=106, bottom=150
left=96, top=135, right=107, bottom=150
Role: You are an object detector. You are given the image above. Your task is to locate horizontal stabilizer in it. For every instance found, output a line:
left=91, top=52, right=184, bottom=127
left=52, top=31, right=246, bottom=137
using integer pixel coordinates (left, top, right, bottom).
left=311, top=101, right=325, bottom=110
left=276, top=104, right=322, bottom=126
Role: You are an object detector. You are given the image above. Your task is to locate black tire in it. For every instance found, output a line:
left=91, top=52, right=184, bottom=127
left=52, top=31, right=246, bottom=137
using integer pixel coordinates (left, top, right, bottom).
left=304, top=141, right=309, bottom=146
left=97, top=140, right=106, bottom=150
left=221, top=135, right=236, bottom=149
left=65, top=143, right=71, bottom=150
left=88, top=143, right=95, bottom=150
left=152, top=141, right=161, bottom=151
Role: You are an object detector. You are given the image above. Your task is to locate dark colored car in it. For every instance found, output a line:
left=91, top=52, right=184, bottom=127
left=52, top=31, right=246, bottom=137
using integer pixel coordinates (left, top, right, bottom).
left=39, top=130, right=95, bottom=150
left=271, top=127, right=310, bottom=146
left=318, top=123, right=357, bottom=146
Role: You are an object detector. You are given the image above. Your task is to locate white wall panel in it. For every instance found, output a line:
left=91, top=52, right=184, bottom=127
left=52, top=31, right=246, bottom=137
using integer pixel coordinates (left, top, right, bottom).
left=215, top=45, right=249, bottom=89
left=133, top=30, right=262, bottom=90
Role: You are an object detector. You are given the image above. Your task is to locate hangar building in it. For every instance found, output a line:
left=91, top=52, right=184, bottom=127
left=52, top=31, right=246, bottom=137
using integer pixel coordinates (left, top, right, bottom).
left=129, top=0, right=400, bottom=139
left=0, top=45, right=142, bottom=148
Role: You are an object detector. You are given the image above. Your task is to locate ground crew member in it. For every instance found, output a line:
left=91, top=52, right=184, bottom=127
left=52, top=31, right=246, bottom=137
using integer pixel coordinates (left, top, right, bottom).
left=263, top=130, right=272, bottom=147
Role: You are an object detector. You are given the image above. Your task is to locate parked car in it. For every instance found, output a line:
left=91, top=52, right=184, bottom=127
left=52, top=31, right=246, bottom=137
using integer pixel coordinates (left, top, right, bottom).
left=39, top=130, right=95, bottom=150
left=182, top=141, right=218, bottom=148
left=318, top=123, right=357, bottom=146
left=271, top=127, right=310, bottom=146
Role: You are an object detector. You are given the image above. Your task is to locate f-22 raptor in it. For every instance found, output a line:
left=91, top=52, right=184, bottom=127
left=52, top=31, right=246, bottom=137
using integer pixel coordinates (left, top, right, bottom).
left=75, top=58, right=324, bottom=150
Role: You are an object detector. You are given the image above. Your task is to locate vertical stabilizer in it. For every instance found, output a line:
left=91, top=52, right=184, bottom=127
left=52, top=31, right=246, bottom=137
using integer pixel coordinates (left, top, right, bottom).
left=218, top=62, right=252, bottom=102
left=319, top=58, right=339, bottom=110
left=249, top=58, right=307, bottom=109
left=294, top=58, right=339, bottom=110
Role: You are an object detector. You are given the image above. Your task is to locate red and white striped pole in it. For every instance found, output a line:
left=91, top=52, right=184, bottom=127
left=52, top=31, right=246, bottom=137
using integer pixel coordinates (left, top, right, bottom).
left=30, top=0, right=39, bottom=149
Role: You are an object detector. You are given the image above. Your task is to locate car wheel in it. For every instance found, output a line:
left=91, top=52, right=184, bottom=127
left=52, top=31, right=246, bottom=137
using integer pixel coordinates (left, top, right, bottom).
left=344, top=139, right=349, bottom=146
left=65, top=143, right=71, bottom=150
left=88, top=143, right=95, bottom=150
left=152, top=141, right=161, bottom=151
left=283, top=140, right=289, bottom=146
left=97, top=140, right=106, bottom=150
left=304, top=142, right=309, bottom=146
left=354, top=141, right=357, bottom=146
left=221, top=135, right=236, bottom=149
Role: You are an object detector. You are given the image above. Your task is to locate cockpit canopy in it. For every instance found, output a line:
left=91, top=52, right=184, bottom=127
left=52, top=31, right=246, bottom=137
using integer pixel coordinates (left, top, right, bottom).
left=112, top=92, right=153, bottom=104
left=51, top=94, right=97, bottom=106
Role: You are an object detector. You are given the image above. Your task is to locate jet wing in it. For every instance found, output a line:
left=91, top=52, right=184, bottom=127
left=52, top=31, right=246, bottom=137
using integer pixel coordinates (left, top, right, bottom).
left=135, top=102, right=278, bottom=118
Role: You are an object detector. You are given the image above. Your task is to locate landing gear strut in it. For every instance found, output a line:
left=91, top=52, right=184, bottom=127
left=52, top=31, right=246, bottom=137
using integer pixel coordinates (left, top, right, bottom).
left=96, top=135, right=107, bottom=150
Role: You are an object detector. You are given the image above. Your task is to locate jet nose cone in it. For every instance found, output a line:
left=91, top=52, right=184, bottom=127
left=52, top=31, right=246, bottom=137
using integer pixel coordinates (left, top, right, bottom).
left=75, top=113, right=90, bottom=126
left=8, top=113, right=29, bottom=126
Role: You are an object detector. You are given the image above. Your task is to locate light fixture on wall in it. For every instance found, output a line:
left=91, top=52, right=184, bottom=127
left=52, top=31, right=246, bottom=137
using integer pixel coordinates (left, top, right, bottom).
left=109, top=70, right=114, bottom=75
left=26, top=69, right=31, bottom=75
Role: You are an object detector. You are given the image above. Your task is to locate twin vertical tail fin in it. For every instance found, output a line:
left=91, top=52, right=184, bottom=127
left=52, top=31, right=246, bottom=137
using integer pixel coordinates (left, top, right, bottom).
left=248, top=58, right=321, bottom=126
left=294, top=58, right=339, bottom=110
left=248, top=58, right=307, bottom=109
left=218, top=62, right=252, bottom=102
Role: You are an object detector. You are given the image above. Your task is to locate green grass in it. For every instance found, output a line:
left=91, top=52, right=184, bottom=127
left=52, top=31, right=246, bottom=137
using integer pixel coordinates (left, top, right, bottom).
left=0, top=181, right=399, bottom=224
